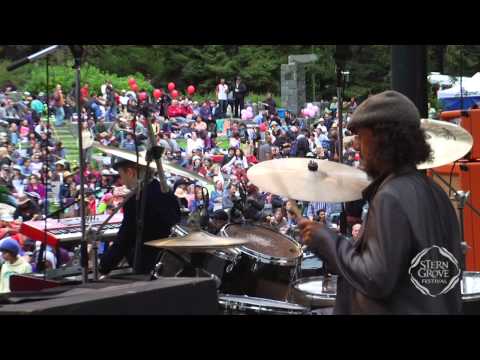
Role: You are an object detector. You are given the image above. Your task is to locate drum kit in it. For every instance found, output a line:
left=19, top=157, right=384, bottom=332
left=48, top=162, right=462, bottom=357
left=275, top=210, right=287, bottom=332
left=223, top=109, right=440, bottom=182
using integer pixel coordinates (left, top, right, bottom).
left=95, top=118, right=480, bottom=315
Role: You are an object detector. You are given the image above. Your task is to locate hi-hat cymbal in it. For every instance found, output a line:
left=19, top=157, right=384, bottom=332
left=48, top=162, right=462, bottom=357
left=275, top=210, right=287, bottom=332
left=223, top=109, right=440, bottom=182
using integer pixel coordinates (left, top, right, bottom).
left=247, top=158, right=371, bottom=202
left=93, top=142, right=213, bottom=186
left=418, top=119, right=474, bottom=170
left=145, top=232, right=248, bottom=250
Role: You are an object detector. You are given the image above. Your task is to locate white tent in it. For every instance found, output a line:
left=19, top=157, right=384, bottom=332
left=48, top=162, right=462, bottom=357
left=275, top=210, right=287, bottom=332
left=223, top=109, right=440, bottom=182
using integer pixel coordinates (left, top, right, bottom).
left=437, top=72, right=480, bottom=110
left=428, top=72, right=460, bottom=87
left=438, top=72, right=480, bottom=99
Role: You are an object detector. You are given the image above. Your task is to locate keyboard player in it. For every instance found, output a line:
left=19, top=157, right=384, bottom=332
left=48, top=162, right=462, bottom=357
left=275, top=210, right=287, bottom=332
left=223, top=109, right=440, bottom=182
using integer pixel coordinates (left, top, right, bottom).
left=98, top=156, right=181, bottom=275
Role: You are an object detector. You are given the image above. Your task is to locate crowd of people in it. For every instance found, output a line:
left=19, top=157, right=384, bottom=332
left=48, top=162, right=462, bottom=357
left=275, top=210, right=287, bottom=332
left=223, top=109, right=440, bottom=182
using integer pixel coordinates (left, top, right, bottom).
left=0, top=78, right=365, bottom=292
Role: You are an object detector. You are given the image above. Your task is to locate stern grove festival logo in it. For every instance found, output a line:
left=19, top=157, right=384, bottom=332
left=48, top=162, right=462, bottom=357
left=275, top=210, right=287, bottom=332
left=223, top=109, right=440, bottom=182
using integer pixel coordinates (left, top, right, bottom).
left=408, top=246, right=461, bottom=297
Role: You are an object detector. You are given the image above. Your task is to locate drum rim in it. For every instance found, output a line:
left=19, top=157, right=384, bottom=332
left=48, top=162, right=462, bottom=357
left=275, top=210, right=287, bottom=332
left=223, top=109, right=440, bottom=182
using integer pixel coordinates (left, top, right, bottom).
left=220, top=223, right=303, bottom=266
left=292, top=276, right=338, bottom=299
left=218, top=294, right=309, bottom=313
left=461, top=271, right=480, bottom=300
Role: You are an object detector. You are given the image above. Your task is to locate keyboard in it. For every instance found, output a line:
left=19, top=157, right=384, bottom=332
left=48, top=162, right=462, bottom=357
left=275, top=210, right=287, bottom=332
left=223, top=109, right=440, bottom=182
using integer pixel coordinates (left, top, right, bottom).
left=20, top=213, right=124, bottom=247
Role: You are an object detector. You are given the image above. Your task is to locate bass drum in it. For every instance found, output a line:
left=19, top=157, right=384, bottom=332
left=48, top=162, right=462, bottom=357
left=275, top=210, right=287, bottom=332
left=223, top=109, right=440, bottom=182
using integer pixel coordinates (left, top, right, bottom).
left=219, top=224, right=303, bottom=301
left=289, top=276, right=337, bottom=309
left=218, top=294, right=309, bottom=315
left=151, top=224, right=198, bottom=278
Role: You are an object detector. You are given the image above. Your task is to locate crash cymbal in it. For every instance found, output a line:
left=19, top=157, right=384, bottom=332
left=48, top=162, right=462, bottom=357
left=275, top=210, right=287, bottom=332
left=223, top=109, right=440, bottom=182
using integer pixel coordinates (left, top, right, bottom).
left=93, top=142, right=213, bottom=186
left=145, top=231, right=248, bottom=250
left=247, top=158, right=371, bottom=202
left=418, top=119, right=474, bottom=170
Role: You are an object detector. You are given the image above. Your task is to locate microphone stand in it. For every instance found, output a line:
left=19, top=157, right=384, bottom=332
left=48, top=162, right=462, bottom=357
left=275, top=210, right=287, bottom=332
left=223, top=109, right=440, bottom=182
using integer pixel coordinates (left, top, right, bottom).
left=68, top=45, right=89, bottom=284
left=336, top=66, right=349, bottom=237
left=430, top=169, right=480, bottom=272
left=132, top=106, right=170, bottom=274
left=8, top=45, right=89, bottom=282
left=86, top=190, right=136, bottom=280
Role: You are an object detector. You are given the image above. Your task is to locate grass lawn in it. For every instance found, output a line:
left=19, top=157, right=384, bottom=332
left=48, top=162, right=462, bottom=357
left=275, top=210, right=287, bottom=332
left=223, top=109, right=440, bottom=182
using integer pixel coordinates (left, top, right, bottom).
left=51, top=118, right=231, bottom=167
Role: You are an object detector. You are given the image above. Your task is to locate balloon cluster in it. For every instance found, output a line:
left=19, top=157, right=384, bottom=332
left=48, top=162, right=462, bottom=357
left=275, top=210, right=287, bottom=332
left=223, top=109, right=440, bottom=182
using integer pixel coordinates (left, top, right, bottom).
left=301, top=103, right=320, bottom=118
left=167, top=82, right=196, bottom=99
left=128, top=77, right=197, bottom=101
left=241, top=106, right=254, bottom=120
left=128, top=77, right=138, bottom=92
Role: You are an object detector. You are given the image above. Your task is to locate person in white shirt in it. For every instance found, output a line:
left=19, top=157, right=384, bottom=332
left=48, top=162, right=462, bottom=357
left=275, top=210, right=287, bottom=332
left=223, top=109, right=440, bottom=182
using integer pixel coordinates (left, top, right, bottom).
left=186, top=131, right=204, bottom=157
left=216, top=78, right=228, bottom=116
left=101, top=81, right=108, bottom=98
left=120, top=90, right=129, bottom=114
left=229, top=133, right=241, bottom=148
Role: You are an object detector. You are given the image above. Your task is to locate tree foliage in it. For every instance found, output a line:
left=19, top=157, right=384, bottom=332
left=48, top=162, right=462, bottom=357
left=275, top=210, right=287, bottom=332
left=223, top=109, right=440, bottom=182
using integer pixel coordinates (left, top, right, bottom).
left=1, top=45, right=479, bottom=104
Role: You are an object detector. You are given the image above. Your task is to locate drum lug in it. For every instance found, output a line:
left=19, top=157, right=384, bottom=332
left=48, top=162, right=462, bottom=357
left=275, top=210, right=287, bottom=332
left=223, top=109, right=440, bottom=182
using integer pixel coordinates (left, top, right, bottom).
left=251, top=261, right=258, bottom=272
left=226, top=263, right=235, bottom=273
left=152, top=261, right=163, bottom=279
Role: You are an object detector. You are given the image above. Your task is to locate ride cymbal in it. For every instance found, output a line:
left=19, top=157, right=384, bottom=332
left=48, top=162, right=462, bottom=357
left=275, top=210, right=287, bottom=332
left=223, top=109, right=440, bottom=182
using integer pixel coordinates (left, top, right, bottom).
left=247, top=158, right=371, bottom=202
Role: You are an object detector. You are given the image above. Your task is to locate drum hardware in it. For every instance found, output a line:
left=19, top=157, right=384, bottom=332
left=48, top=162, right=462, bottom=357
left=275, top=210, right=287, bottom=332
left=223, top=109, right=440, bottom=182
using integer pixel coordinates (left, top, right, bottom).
left=290, top=276, right=337, bottom=309
left=218, top=294, right=310, bottom=315
left=224, top=251, right=242, bottom=273
left=226, top=263, right=235, bottom=273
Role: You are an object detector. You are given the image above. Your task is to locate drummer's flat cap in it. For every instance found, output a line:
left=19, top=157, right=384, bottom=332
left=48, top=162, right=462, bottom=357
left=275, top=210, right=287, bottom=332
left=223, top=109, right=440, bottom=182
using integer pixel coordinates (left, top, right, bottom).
left=348, top=90, right=421, bottom=133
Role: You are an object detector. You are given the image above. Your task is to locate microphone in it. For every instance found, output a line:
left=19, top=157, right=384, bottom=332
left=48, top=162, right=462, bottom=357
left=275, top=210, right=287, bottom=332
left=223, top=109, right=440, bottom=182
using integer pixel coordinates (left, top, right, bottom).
left=7, top=45, right=62, bottom=72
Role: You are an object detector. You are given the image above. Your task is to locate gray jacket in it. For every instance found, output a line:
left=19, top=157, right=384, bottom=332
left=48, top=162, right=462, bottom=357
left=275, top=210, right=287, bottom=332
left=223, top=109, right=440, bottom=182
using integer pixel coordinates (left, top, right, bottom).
left=309, top=166, right=462, bottom=314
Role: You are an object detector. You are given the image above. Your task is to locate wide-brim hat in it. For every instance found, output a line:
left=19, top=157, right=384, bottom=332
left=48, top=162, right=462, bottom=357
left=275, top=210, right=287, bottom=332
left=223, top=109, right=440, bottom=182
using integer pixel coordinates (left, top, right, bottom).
left=92, top=142, right=213, bottom=186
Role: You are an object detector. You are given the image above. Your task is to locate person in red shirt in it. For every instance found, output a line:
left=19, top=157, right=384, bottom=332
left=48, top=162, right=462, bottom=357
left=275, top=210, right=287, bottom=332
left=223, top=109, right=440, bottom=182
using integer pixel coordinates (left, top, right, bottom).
left=181, top=101, right=193, bottom=116
left=80, top=83, right=89, bottom=105
left=167, top=100, right=185, bottom=119
left=86, top=192, right=97, bottom=216
left=0, top=215, right=23, bottom=246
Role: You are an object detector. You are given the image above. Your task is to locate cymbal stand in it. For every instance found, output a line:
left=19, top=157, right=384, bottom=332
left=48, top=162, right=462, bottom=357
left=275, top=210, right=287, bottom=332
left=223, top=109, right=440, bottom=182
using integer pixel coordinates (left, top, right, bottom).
left=430, top=169, right=480, bottom=271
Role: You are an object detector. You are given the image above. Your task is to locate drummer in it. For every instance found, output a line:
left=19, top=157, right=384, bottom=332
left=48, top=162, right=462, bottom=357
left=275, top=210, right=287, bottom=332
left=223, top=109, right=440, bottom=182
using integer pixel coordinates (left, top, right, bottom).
left=298, top=90, right=462, bottom=314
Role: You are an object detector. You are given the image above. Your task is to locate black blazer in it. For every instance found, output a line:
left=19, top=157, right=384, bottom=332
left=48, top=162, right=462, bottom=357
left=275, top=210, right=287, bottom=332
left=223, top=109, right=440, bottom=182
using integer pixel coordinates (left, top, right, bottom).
left=100, top=179, right=181, bottom=274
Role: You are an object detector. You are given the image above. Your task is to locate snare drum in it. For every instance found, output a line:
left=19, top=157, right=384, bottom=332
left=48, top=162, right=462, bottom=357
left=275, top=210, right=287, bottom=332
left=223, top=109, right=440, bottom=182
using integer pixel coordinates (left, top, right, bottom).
left=219, top=294, right=309, bottom=315
left=290, top=276, right=337, bottom=309
left=219, top=224, right=303, bottom=301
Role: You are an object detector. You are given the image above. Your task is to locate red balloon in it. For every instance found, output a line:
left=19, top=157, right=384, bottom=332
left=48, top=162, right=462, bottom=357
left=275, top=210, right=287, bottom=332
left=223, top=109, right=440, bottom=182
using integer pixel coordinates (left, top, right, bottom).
left=187, top=85, right=196, bottom=95
left=139, top=92, right=148, bottom=102
left=153, top=89, right=162, bottom=99
left=168, top=82, right=176, bottom=92
left=131, top=83, right=139, bottom=92
left=128, top=78, right=136, bottom=86
left=171, top=90, right=179, bottom=99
